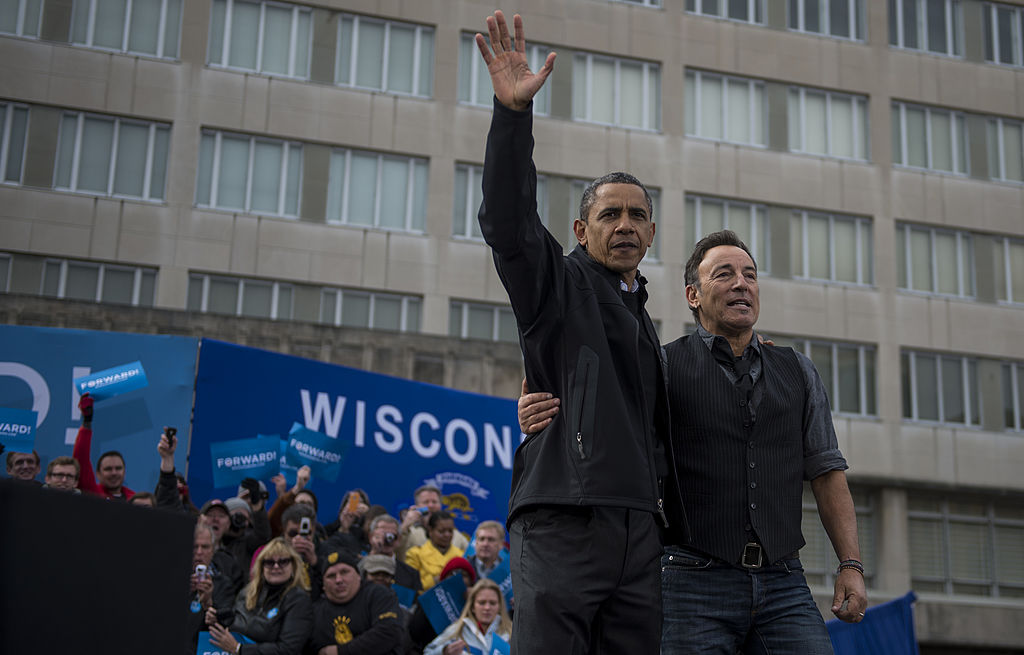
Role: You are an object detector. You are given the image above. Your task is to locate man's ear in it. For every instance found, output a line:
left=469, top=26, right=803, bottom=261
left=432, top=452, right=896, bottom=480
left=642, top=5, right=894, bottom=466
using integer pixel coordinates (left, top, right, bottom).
left=647, top=222, right=656, bottom=247
left=685, top=284, right=699, bottom=312
left=572, top=219, right=588, bottom=245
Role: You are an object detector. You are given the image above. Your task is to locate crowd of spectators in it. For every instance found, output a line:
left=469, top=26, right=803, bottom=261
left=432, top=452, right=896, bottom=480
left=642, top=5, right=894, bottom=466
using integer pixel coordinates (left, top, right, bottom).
left=1, top=394, right=514, bottom=655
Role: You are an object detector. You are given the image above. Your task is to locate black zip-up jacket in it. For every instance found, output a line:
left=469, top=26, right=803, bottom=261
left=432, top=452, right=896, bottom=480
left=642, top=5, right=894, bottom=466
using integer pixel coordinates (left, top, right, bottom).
left=478, top=99, right=684, bottom=528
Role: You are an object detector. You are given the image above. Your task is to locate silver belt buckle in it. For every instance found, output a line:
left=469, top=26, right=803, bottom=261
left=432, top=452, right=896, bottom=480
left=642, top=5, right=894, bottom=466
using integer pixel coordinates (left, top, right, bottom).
left=741, top=542, right=763, bottom=569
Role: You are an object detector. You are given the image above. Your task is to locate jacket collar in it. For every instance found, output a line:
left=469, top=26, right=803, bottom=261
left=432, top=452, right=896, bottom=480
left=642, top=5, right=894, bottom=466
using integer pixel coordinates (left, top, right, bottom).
left=569, top=243, right=648, bottom=298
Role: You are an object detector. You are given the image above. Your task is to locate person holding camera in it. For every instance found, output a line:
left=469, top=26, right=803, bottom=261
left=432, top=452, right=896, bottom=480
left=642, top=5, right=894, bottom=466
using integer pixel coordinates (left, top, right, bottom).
left=205, top=537, right=313, bottom=655
left=217, top=478, right=272, bottom=580
left=281, top=503, right=325, bottom=599
left=395, top=485, right=468, bottom=561
left=367, top=514, right=422, bottom=596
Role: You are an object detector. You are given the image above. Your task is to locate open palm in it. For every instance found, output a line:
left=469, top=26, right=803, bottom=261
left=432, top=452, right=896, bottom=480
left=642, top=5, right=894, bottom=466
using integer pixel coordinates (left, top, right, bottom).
left=475, top=11, right=556, bottom=112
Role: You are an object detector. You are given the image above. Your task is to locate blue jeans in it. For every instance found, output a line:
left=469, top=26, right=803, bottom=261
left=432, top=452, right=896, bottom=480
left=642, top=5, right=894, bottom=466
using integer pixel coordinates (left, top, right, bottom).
left=661, top=545, right=834, bottom=655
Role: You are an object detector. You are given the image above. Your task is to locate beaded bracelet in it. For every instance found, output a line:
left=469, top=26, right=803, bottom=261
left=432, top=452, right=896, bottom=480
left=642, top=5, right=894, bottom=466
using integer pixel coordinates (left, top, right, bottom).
left=837, top=559, right=864, bottom=575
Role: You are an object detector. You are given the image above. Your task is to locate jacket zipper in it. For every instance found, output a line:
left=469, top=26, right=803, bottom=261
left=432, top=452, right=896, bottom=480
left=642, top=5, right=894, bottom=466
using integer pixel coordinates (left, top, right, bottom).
left=576, top=361, right=590, bottom=459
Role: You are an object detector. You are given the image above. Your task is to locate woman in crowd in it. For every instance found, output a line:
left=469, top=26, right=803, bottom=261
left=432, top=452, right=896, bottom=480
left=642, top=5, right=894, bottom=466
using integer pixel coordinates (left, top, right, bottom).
left=405, top=511, right=464, bottom=590
left=424, top=579, right=511, bottom=655
left=205, top=537, right=312, bottom=655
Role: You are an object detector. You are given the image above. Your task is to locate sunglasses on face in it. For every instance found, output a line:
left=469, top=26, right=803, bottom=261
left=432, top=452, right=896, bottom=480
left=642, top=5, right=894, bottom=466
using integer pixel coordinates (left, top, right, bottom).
left=264, top=557, right=293, bottom=569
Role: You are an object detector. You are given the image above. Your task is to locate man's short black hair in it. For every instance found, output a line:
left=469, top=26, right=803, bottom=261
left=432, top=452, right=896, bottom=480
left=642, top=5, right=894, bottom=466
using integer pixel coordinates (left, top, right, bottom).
left=578, top=172, right=653, bottom=223
left=96, top=450, right=125, bottom=469
left=282, top=503, right=317, bottom=527
left=684, top=230, right=757, bottom=322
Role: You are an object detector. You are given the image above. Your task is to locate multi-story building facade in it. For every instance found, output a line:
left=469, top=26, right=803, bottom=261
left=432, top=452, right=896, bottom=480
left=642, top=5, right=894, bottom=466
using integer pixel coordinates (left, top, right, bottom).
left=1, top=0, right=1022, bottom=650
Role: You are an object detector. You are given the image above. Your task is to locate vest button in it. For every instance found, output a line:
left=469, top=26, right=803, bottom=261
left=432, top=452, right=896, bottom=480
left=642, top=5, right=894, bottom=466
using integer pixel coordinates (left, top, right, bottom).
left=750, top=503, right=757, bottom=510
left=748, top=441, right=754, bottom=449
left=749, top=462, right=756, bottom=469
left=749, top=482, right=757, bottom=489
left=739, top=399, right=747, bottom=406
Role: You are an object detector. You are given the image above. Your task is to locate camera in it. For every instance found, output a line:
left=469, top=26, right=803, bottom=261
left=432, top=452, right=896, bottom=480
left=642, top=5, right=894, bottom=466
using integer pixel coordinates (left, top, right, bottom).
left=194, top=564, right=208, bottom=579
left=384, top=532, right=397, bottom=545
left=299, top=517, right=311, bottom=536
left=417, top=506, right=430, bottom=514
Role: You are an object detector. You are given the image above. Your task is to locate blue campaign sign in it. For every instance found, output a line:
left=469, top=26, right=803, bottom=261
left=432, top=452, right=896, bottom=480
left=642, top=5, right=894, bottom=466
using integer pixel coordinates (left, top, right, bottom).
left=284, top=423, right=347, bottom=482
left=190, top=339, right=521, bottom=533
left=489, top=634, right=511, bottom=655
left=828, top=591, right=920, bottom=655
left=486, top=559, right=514, bottom=606
left=392, top=583, right=417, bottom=610
left=420, top=574, right=467, bottom=633
left=74, top=360, right=148, bottom=401
left=196, top=631, right=253, bottom=655
left=0, top=407, right=37, bottom=451
left=0, top=325, right=197, bottom=490
left=210, top=436, right=281, bottom=488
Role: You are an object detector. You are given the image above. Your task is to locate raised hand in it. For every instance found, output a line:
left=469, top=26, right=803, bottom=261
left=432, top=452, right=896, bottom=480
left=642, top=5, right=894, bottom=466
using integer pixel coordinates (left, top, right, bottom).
left=475, top=10, right=555, bottom=111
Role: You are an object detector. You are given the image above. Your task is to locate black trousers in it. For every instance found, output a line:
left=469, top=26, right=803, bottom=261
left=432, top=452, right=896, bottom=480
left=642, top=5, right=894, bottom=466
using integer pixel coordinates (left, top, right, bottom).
left=509, top=505, right=663, bottom=655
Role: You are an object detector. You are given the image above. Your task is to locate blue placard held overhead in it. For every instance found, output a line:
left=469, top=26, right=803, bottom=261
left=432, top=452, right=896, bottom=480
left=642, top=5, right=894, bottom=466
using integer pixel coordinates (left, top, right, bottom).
left=284, top=422, right=347, bottom=482
left=73, top=360, right=148, bottom=401
left=209, top=436, right=281, bottom=488
left=0, top=407, right=37, bottom=451
left=419, top=573, right=468, bottom=634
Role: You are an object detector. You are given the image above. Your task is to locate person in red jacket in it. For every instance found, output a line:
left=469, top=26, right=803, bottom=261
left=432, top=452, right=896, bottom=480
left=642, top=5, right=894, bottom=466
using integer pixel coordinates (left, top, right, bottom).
left=73, top=393, right=135, bottom=500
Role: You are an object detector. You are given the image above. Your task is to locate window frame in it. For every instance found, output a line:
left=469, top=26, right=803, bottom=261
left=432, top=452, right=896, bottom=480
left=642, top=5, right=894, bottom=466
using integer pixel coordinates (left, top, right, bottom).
left=188, top=273, right=293, bottom=320
left=54, top=111, right=171, bottom=202
left=207, top=0, right=312, bottom=79
left=1005, top=362, right=1023, bottom=432
left=686, top=195, right=769, bottom=273
left=901, top=350, right=980, bottom=426
left=320, top=287, right=421, bottom=332
left=685, top=70, right=767, bottom=147
left=0, top=253, right=11, bottom=293
left=196, top=129, right=304, bottom=218
left=40, top=257, right=157, bottom=306
left=0, top=102, right=29, bottom=185
left=789, top=0, right=866, bottom=41
left=573, top=52, right=661, bottom=131
left=0, top=0, right=43, bottom=37
left=892, top=101, right=968, bottom=175
left=983, top=1, right=1024, bottom=67
left=449, top=300, right=518, bottom=343
left=458, top=32, right=549, bottom=114
left=685, top=0, right=765, bottom=24
left=890, top=0, right=963, bottom=57
left=995, top=236, right=1024, bottom=305
left=896, top=222, right=974, bottom=298
left=325, top=147, right=427, bottom=232
left=791, top=211, right=872, bottom=285
left=986, top=116, right=1024, bottom=183
left=70, top=0, right=183, bottom=59
left=788, top=86, right=869, bottom=161
left=789, top=337, right=877, bottom=417
left=613, top=0, right=663, bottom=7
left=335, top=13, right=434, bottom=97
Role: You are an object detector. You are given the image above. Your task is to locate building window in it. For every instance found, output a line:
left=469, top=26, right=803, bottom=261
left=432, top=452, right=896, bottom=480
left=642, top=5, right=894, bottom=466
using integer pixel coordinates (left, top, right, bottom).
left=901, top=350, right=979, bottom=425
left=573, top=180, right=660, bottom=260
left=450, top=300, right=518, bottom=343
left=987, top=117, right=1024, bottom=183
left=994, top=236, right=1024, bottom=305
left=326, top=148, right=427, bottom=231
left=685, top=70, right=766, bottom=147
left=0, top=0, right=43, bottom=37
left=896, top=223, right=974, bottom=297
left=909, top=494, right=1024, bottom=598
left=686, top=0, right=764, bottom=23
left=40, top=257, right=156, bottom=306
left=789, top=0, right=865, bottom=40
left=892, top=102, right=968, bottom=174
left=984, top=2, right=1024, bottom=66
left=780, top=337, right=877, bottom=416
left=614, top=0, right=662, bottom=7
left=573, top=53, right=660, bottom=131
left=1005, top=363, right=1024, bottom=431
left=790, top=211, right=872, bottom=285
left=788, top=87, right=868, bottom=160
left=54, top=112, right=171, bottom=201
left=0, top=253, right=11, bottom=292
left=195, top=130, right=302, bottom=217
left=458, top=33, right=549, bottom=114
left=453, top=164, right=548, bottom=240
left=684, top=195, right=769, bottom=273
left=0, top=103, right=29, bottom=185
left=889, top=0, right=962, bottom=56
left=70, top=0, right=183, bottom=58
left=320, top=288, right=421, bottom=332
left=336, top=14, right=433, bottom=97
left=801, top=486, right=875, bottom=588
left=208, top=0, right=311, bottom=79
left=187, top=273, right=293, bottom=319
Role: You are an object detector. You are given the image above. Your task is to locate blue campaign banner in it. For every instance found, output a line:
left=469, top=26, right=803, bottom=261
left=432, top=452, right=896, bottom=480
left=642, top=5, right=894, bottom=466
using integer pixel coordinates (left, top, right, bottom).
left=489, top=634, right=511, bottom=655
left=420, top=574, right=467, bottom=634
left=196, top=631, right=253, bottom=655
left=392, top=583, right=417, bottom=610
left=0, top=326, right=197, bottom=490
left=0, top=407, right=37, bottom=451
left=828, top=591, right=920, bottom=655
left=284, top=422, right=347, bottom=482
left=210, top=436, right=281, bottom=488
left=74, top=360, right=148, bottom=401
left=486, top=559, right=514, bottom=606
left=190, top=339, right=520, bottom=533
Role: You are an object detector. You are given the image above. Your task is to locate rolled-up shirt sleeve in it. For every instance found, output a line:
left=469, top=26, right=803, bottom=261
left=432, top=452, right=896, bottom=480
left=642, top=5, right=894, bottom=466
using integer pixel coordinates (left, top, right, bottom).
left=796, top=351, right=849, bottom=480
